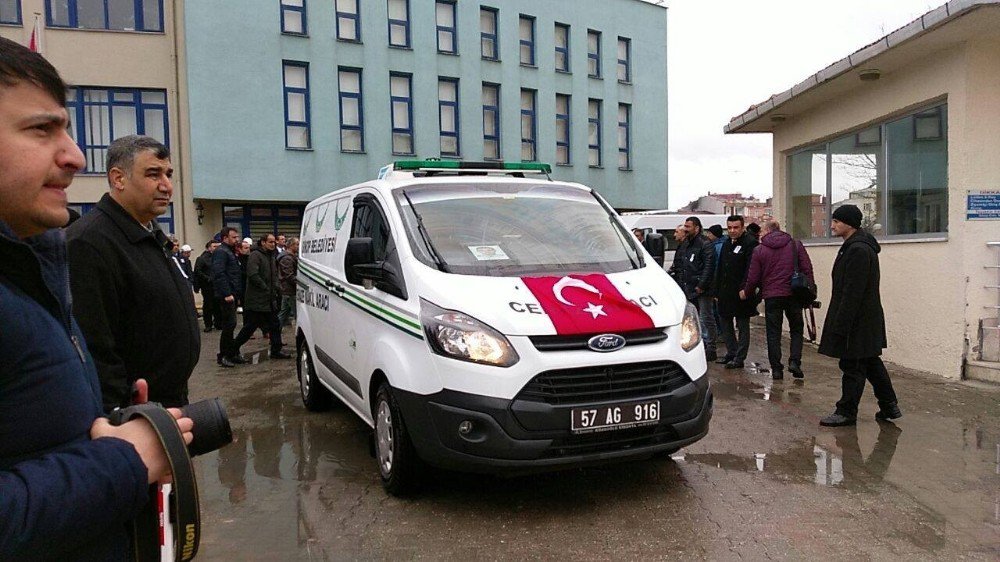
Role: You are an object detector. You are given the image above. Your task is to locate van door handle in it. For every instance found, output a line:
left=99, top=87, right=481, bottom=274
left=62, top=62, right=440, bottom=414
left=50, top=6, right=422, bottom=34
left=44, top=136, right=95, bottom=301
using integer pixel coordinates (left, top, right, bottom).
left=330, top=282, right=345, bottom=294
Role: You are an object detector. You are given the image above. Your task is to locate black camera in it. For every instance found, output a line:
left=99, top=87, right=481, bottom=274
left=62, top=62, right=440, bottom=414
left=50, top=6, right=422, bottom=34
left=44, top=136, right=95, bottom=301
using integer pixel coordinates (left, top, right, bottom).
left=180, top=398, right=233, bottom=457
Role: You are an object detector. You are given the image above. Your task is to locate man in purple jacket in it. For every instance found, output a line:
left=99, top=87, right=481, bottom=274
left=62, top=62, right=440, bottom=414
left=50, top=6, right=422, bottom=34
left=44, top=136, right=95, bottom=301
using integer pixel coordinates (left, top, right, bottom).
left=740, top=219, right=814, bottom=380
left=0, top=38, right=193, bottom=559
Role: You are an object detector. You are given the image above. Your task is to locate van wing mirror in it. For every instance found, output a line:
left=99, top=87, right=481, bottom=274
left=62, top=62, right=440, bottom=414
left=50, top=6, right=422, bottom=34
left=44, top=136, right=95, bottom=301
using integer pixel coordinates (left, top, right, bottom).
left=345, top=237, right=375, bottom=285
left=644, top=232, right=665, bottom=267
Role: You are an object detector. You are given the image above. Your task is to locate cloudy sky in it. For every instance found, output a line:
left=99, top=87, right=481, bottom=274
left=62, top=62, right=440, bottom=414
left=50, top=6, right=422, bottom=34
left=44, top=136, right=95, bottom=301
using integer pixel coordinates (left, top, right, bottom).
left=662, top=0, right=941, bottom=210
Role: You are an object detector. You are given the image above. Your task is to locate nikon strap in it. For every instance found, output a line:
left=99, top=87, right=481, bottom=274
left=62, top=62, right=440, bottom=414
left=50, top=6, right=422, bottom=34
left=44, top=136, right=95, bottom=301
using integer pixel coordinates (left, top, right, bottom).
left=110, top=404, right=201, bottom=562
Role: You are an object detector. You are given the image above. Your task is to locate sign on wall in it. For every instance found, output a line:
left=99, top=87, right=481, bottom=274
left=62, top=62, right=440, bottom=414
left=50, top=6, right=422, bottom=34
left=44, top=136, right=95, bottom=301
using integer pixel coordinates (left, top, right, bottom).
left=967, top=190, right=1000, bottom=220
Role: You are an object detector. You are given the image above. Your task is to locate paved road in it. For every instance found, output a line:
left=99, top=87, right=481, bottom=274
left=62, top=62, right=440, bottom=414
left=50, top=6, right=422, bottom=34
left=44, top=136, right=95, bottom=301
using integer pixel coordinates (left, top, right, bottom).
left=190, top=324, right=1000, bottom=560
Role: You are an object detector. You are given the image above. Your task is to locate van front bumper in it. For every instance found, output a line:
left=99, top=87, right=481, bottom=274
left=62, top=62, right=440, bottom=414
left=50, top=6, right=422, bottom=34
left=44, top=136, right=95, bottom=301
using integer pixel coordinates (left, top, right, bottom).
left=392, top=375, right=712, bottom=474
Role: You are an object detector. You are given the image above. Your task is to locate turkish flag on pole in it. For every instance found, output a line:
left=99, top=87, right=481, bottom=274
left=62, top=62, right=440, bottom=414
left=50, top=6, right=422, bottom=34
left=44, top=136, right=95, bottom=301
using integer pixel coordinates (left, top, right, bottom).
left=28, top=14, right=41, bottom=53
left=521, top=274, right=655, bottom=335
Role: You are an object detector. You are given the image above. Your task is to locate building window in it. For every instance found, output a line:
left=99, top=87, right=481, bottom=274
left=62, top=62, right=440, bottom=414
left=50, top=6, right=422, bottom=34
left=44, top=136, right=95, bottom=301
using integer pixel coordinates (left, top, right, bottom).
left=435, top=0, right=457, bottom=54
left=438, top=78, right=460, bottom=157
left=617, top=37, right=631, bottom=83
left=482, top=82, right=501, bottom=160
left=390, top=72, right=413, bottom=155
left=46, top=0, right=163, bottom=32
left=387, top=0, right=409, bottom=48
left=223, top=205, right=305, bottom=240
left=588, top=98, right=602, bottom=167
left=618, top=103, right=631, bottom=170
left=280, top=0, right=306, bottom=35
left=338, top=67, right=364, bottom=152
left=555, top=94, right=570, bottom=165
left=335, top=0, right=360, bottom=42
left=282, top=61, right=311, bottom=149
left=554, top=23, right=570, bottom=72
left=65, top=87, right=168, bottom=174
left=519, top=15, right=535, bottom=66
left=520, top=88, right=536, bottom=161
left=587, top=30, right=601, bottom=78
left=1, top=0, right=21, bottom=24
left=480, top=6, right=498, bottom=61
left=788, top=102, right=948, bottom=239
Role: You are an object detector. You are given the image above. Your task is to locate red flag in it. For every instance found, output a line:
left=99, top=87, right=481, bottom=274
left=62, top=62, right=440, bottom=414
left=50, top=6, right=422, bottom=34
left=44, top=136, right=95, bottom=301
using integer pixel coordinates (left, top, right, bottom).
left=28, top=15, right=40, bottom=53
left=521, top=274, right=654, bottom=335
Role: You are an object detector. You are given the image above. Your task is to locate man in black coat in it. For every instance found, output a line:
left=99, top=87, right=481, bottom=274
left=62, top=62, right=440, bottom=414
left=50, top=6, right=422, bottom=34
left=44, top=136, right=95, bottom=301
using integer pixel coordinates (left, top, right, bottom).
left=212, top=226, right=244, bottom=367
left=818, top=204, right=901, bottom=427
left=194, top=240, right=221, bottom=332
left=231, top=233, right=291, bottom=360
left=67, top=135, right=200, bottom=412
left=712, top=215, right=759, bottom=368
left=676, top=217, right=718, bottom=360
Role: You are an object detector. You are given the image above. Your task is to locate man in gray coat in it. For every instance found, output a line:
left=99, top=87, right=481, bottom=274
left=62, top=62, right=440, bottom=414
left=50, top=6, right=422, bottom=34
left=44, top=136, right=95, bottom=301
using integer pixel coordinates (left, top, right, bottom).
left=818, top=204, right=901, bottom=427
left=231, top=233, right=292, bottom=360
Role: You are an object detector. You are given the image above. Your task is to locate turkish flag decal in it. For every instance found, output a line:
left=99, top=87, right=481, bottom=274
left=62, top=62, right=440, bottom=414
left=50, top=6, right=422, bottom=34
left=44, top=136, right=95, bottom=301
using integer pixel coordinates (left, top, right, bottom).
left=521, top=274, right=654, bottom=335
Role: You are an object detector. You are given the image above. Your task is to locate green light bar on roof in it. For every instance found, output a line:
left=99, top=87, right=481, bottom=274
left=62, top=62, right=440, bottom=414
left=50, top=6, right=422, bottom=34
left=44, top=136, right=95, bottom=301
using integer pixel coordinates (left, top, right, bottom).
left=393, top=160, right=552, bottom=174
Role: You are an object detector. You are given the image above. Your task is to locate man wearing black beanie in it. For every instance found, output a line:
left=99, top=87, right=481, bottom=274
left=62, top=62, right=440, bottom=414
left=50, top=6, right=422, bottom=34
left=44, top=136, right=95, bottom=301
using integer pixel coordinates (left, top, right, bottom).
left=818, top=204, right=901, bottom=426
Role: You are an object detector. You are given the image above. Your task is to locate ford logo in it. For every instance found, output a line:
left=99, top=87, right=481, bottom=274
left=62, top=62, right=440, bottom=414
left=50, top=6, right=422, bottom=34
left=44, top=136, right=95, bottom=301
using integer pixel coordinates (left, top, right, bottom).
left=587, top=334, right=626, bottom=352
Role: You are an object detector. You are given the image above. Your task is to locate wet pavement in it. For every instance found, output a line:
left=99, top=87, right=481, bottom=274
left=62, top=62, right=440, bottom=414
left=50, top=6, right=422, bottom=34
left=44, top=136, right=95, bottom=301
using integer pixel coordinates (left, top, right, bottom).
left=189, top=323, right=1000, bottom=560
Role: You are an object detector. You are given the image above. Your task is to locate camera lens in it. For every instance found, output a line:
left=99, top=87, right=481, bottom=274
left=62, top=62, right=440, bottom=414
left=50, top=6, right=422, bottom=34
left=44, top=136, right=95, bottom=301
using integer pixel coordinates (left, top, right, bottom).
left=180, top=398, right=234, bottom=457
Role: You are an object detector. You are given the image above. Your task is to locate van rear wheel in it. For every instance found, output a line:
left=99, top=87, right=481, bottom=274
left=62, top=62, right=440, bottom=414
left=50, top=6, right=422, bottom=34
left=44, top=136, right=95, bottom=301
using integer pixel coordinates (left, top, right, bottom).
left=374, top=382, right=422, bottom=495
left=297, top=340, right=332, bottom=412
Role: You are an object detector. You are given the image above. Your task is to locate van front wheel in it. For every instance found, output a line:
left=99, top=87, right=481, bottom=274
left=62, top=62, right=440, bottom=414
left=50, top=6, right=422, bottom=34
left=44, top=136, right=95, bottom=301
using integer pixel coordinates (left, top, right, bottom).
left=374, top=383, right=422, bottom=495
left=297, top=341, right=332, bottom=412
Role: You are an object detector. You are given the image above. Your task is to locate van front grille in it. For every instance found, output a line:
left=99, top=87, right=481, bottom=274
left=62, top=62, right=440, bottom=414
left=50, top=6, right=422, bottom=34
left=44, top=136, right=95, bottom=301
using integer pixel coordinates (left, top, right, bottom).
left=515, top=361, right=690, bottom=405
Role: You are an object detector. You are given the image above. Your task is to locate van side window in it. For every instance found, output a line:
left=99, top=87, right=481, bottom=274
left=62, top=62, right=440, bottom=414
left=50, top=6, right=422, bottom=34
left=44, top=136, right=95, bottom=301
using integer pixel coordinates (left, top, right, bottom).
left=352, top=204, right=389, bottom=262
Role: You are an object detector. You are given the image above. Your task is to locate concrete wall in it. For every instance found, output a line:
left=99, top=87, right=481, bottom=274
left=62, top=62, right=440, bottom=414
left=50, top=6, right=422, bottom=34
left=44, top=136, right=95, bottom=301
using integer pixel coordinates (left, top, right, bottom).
left=770, top=33, right=1000, bottom=379
left=182, top=0, right=668, bottom=209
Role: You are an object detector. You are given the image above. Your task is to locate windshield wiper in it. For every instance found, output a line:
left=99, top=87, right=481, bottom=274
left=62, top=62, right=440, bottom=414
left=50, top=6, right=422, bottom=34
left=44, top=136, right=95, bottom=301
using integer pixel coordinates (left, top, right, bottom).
left=401, top=190, right=449, bottom=273
left=590, top=189, right=644, bottom=269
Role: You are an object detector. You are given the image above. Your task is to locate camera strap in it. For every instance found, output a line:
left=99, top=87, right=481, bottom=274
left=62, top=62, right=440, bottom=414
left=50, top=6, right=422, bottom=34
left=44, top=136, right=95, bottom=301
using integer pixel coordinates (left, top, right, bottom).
left=110, top=404, right=201, bottom=562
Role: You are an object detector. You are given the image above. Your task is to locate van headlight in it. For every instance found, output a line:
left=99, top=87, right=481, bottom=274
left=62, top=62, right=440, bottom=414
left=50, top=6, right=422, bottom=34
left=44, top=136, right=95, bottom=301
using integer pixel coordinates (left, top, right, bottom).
left=680, top=302, right=702, bottom=352
left=420, top=300, right=519, bottom=367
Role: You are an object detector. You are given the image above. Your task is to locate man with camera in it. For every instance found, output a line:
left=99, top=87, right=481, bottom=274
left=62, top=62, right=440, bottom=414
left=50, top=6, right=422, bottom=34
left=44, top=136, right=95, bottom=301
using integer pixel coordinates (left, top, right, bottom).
left=66, top=135, right=201, bottom=412
left=0, top=37, right=193, bottom=559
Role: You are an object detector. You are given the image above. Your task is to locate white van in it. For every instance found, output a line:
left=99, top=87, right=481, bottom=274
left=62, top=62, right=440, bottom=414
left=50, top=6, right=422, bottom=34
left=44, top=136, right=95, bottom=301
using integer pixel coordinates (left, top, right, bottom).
left=295, top=161, right=713, bottom=494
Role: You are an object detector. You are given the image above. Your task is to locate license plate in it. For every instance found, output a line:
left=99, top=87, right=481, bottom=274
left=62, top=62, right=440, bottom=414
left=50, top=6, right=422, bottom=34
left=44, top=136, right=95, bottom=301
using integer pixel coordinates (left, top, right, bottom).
left=570, top=400, right=660, bottom=434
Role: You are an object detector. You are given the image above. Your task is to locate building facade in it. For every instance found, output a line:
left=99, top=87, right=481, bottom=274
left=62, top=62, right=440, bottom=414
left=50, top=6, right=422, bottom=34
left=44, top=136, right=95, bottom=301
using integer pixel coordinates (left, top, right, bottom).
left=726, top=0, right=1000, bottom=382
left=181, top=0, right=669, bottom=242
left=0, top=0, right=193, bottom=238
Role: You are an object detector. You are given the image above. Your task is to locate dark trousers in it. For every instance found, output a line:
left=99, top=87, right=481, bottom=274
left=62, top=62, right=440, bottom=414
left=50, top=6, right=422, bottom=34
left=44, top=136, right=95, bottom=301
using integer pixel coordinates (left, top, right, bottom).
left=694, top=294, right=717, bottom=354
left=217, top=298, right=239, bottom=359
left=835, top=356, right=898, bottom=418
left=233, top=310, right=283, bottom=355
left=201, top=291, right=219, bottom=329
left=764, top=296, right=803, bottom=373
left=719, top=315, right=751, bottom=363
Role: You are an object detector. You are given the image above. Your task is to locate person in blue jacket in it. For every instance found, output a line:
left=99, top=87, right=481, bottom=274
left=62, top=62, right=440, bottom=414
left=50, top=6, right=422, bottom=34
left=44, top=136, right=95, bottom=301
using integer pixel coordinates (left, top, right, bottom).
left=0, top=37, right=193, bottom=560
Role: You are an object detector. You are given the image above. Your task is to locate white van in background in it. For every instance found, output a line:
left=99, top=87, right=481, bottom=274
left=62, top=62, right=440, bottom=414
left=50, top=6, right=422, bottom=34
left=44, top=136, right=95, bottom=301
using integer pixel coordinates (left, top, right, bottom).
left=619, top=212, right=730, bottom=265
left=295, top=161, right=713, bottom=495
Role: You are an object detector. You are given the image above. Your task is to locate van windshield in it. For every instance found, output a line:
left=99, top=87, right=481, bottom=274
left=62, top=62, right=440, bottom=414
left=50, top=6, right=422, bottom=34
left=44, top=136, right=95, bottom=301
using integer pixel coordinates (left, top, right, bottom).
left=393, top=182, right=643, bottom=276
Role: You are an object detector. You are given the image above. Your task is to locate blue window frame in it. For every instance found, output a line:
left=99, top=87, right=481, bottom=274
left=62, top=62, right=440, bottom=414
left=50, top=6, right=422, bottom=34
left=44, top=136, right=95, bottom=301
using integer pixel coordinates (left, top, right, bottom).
left=223, top=205, right=305, bottom=240
left=338, top=67, right=364, bottom=152
left=282, top=61, right=311, bottom=149
left=520, top=88, right=536, bottom=162
left=438, top=77, right=460, bottom=157
left=46, top=0, right=163, bottom=32
left=588, top=98, right=602, bottom=167
left=587, top=29, right=601, bottom=78
left=482, top=82, right=501, bottom=160
left=1, top=0, right=21, bottom=24
left=390, top=72, right=414, bottom=155
left=280, top=0, right=306, bottom=35
left=480, top=6, right=498, bottom=61
left=618, top=103, right=631, bottom=170
left=518, top=15, right=535, bottom=66
left=335, top=0, right=360, bottom=42
left=65, top=87, right=169, bottom=174
left=555, top=94, right=571, bottom=165
left=554, top=23, right=570, bottom=73
left=435, top=0, right=457, bottom=54
left=69, top=202, right=174, bottom=234
left=617, top=37, right=632, bottom=83
left=387, top=0, right=410, bottom=48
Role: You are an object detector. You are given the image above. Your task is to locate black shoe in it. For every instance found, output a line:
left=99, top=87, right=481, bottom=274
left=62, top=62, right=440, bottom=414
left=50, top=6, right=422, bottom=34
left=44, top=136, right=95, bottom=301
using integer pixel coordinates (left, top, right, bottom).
left=715, top=356, right=734, bottom=364
left=819, top=413, right=857, bottom=427
left=269, top=350, right=292, bottom=360
left=725, top=361, right=744, bottom=369
left=772, top=371, right=784, bottom=380
left=228, top=354, right=247, bottom=364
left=875, top=403, right=902, bottom=422
left=705, top=351, right=718, bottom=361
left=218, top=357, right=235, bottom=368
left=789, top=362, right=804, bottom=379
left=203, top=326, right=214, bottom=333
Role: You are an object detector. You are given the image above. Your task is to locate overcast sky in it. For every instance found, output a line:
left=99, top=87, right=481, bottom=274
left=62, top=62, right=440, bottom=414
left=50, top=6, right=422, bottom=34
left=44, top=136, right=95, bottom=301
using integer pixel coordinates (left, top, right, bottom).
left=661, top=0, right=940, bottom=210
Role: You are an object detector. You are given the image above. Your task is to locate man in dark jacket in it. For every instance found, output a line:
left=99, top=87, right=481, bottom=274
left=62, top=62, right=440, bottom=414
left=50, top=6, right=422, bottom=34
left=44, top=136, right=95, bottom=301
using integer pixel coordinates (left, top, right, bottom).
left=712, top=215, right=759, bottom=368
left=675, top=217, right=718, bottom=360
left=213, top=226, right=244, bottom=367
left=194, top=239, right=221, bottom=331
left=67, top=135, right=201, bottom=412
left=277, top=237, right=299, bottom=327
left=818, top=205, right=900, bottom=427
left=741, top=219, right=813, bottom=379
left=232, top=233, right=292, bottom=359
left=0, top=38, right=192, bottom=559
